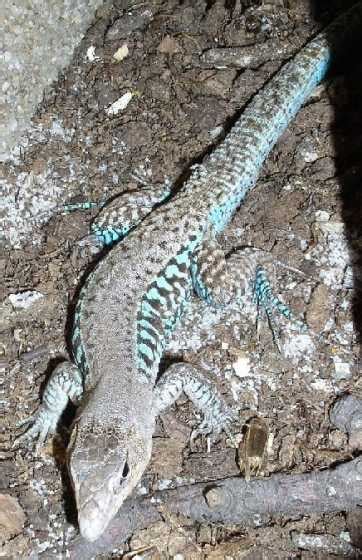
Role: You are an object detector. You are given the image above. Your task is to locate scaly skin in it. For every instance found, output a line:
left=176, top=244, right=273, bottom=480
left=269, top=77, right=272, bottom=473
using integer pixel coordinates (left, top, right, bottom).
left=16, top=3, right=362, bottom=542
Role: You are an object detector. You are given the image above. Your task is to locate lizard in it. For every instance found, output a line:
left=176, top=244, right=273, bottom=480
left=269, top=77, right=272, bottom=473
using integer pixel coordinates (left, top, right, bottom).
left=15, top=2, right=362, bottom=543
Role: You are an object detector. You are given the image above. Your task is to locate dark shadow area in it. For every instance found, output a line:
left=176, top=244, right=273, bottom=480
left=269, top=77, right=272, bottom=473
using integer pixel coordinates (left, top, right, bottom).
left=311, top=0, right=362, bottom=551
left=311, top=1, right=362, bottom=347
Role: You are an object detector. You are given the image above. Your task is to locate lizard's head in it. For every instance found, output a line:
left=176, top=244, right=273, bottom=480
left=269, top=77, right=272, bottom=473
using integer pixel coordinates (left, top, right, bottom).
left=67, top=416, right=153, bottom=541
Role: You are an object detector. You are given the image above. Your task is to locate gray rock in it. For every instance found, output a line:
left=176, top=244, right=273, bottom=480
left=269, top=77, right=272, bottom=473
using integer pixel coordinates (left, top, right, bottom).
left=0, top=0, right=103, bottom=161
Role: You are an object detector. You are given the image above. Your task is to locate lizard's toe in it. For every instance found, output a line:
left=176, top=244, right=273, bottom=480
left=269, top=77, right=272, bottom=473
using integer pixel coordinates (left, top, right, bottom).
left=14, top=407, right=58, bottom=450
left=191, top=410, right=234, bottom=446
left=77, top=233, right=104, bottom=256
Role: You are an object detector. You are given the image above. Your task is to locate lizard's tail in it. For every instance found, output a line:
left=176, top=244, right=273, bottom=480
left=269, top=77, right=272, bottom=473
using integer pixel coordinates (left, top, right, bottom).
left=184, top=2, right=362, bottom=232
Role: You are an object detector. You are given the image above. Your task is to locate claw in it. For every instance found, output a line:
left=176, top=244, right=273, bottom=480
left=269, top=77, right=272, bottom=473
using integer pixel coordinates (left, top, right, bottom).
left=77, top=233, right=103, bottom=247
left=130, top=170, right=151, bottom=187
left=190, top=411, right=234, bottom=449
left=16, top=413, right=36, bottom=429
left=223, top=422, right=238, bottom=447
left=264, top=304, right=282, bottom=353
left=253, top=265, right=307, bottom=350
left=77, top=233, right=105, bottom=254
left=13, top=407, right=58, bottom=451
left=190, top=423, right=210, bottom=444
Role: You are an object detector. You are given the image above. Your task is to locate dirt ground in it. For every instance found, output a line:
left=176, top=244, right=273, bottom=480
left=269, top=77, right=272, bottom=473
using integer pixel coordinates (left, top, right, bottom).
left=1, top=0, right=362, bottom=558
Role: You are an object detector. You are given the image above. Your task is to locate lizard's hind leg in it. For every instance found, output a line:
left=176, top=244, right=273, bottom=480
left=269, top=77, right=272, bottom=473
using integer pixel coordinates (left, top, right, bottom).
left=153, top=363, right=235, bottom=442
left=62, top=179, right=171, bottom=248
left=191, top=236, right=307, bottom=345
left=90, top=181, right=171, bottom=246
left=191, top=235, right=242, bottom=307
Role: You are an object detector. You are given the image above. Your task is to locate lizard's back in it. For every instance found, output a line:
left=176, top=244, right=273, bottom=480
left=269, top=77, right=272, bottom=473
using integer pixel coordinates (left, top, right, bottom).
left=74, top=199, right=206, bottom=391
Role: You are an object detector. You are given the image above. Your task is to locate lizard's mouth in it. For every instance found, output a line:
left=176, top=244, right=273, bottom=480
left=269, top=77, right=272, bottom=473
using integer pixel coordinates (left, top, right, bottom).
left=78, top=494, right=114, bottom=541
left=76, top=471, right=132, bottom=541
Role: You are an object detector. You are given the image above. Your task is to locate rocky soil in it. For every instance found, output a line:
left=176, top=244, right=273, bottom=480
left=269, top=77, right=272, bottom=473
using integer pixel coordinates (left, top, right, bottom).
left=1, top=0, right=362, bottom=558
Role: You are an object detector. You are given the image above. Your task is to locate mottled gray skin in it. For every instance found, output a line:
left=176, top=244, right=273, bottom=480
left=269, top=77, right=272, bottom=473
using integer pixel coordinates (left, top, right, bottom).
left=72, top=216, right=191, bottom=539
left=16, top=2, right=362, bottom=543
left=68, top=380, right=154, bottom=539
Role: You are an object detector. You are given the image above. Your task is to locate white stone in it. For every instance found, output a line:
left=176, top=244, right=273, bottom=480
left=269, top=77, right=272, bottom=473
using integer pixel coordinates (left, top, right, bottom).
left=9, top=290, right=44, bottom=309
left=319, top=221, right=344, bottom=234
left=113, top=44, right=129, bottom=62
left=232, top=353, right=251, bottom=378
left=86, top=45, right=99, bottom=62
left=106, top=92, right=133, bottom=116
left=315, top=210, right=330, bottom=222
left=333, top=358, right=351, bottom=380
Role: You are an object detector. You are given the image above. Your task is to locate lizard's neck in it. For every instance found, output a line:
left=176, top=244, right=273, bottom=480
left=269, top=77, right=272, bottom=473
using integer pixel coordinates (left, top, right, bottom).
left=82, top=370, right=155, bottom=426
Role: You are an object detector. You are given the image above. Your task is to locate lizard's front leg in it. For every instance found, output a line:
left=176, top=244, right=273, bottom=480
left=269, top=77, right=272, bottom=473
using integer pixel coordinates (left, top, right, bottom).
left=14, top=362, right=83, bottom=450
left=153, top=363, right=235, bottom=441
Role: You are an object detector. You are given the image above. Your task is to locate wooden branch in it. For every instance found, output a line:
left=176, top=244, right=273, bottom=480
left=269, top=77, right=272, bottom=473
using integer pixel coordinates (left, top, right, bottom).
left=65, top=457, right=362, bottom=558
left=330, top=394, right=362, bottom=449
left=64, top=500, right=161, bottom=559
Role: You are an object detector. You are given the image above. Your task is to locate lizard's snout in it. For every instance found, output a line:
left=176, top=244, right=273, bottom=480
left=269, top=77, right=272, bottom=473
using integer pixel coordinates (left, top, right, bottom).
left=78, top=498, right=107, bottom=541
left=76, top=471, right=127, bottom=541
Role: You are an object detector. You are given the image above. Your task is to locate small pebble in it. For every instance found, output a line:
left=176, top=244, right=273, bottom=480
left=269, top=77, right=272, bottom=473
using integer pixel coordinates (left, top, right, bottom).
left=8, top=290, right=44, bottom=309
left=333, top=358, right=352, bottom=381
left=315, top=210, right=330, bottom=222
left=113, top=44, right=129, bottom=62
left=86, top=45, right=99, bottom=62
left=204, top=486, right=224, bottom=508
left=232, top=352, right=251, bottom=378
left=106, top=92, right=133, bottom=116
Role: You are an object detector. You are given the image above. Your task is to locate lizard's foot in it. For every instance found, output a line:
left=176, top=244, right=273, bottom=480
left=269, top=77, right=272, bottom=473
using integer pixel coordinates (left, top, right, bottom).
left=62, top=201, right=100, bottom=213
left=14, top=361, right=83, bottom=452
left=77, top=233, right=105, bottom=256
left=191, top=409, right=235, bottom=445
left=254, top=265, right=307, bottom=349
left=14, top=406, right=59, bottom=451
left=153, top=362, right=236, bottom=448
left=90, top=179, right=172, bottom=247
left=191, top=236, right=308, bottom=339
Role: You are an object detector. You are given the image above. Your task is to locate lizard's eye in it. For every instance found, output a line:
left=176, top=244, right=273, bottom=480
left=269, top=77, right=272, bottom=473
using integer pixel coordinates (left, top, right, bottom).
left=122, top=461, right=129, bottom=479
